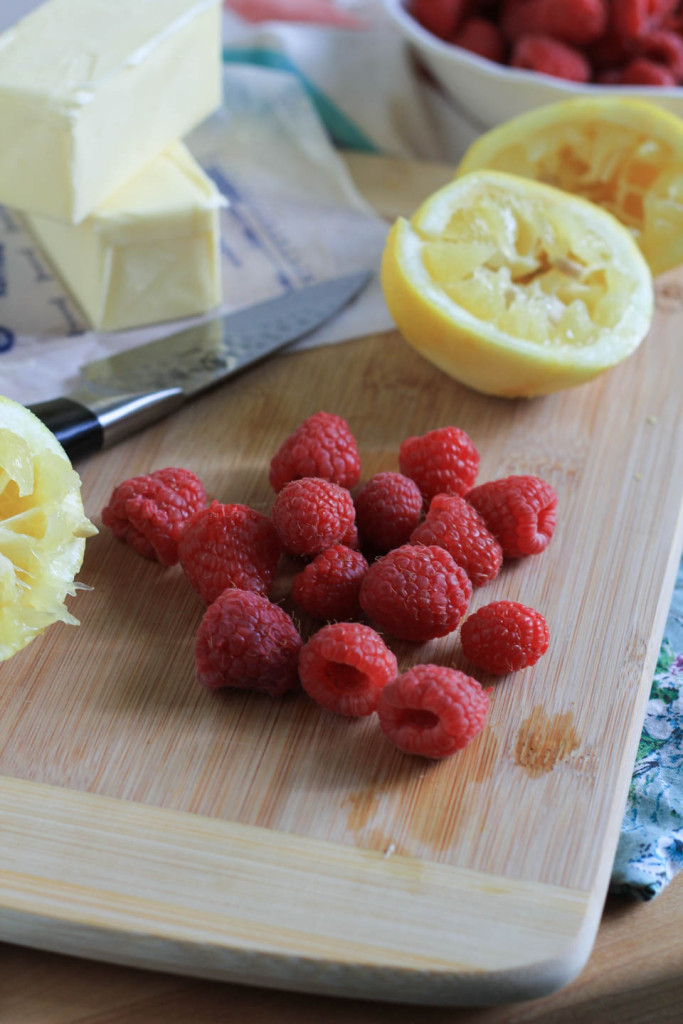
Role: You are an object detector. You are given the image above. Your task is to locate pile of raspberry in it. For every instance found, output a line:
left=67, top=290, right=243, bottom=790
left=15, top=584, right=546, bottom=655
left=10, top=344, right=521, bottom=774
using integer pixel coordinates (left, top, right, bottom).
left=101, top=412, right=556, bottom=760
left=411, top=0, right=683, bottom=86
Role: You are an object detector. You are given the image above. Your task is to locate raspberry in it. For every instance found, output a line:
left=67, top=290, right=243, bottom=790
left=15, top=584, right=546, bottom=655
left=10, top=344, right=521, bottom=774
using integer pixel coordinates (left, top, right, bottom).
left=663, top=11, right=683, bottom=33
left=195, top=589, right=302, bottom=696
left=619, top=55, right=678, bottom=84
left=501, top=0, right=607, bottom=47
left=588, top=27, right=635, bottom=70
left=639, top=30, right=683, bottom=81
left=460, top=600, right=549, bottom=675
left=290, top=545, right=369, bottom=621
left=595, top=68, right=624, bottom=83
left=269, top=411, right=360, bottom=493
left=466, top=475, right=557, bottom=559
left=342, top=522, right=360, bottom=549
left=354, top=472, right=424, bottom=553
left=511, top=34, right=591, bottom=81
left=399, top=426, right=479, bottom=504
left=271, top=477, right=356, bottom=558
left=102, top=467, right=206, bottom=566
left=411, top=0, right=467, bottom=39
left=178, top=500, right=281, bottom=604
left=378, top=665, right=489, bottom=759
left=298, top=622, right=397, bottom=716
left=452, top=18, right=506, bottom=63
left=359, top=544, right=472, bottom=643
left=613, top=0, right=678, bottom=42
left=410, top=493, right=503, bottom=587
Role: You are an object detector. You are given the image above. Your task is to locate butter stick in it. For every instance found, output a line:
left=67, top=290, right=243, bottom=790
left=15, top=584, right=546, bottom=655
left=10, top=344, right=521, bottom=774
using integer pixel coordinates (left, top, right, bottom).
left=25, top=143, right=225, bottom=332
left=0, top=0, right=222, bottom=223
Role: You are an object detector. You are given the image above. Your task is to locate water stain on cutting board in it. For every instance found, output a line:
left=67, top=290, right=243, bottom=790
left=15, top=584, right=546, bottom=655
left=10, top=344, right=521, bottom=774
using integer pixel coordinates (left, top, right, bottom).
left=514, top=705, right=580, bottom=778
left=343, top=787, right=408, bottom=857
left=343, top=727, right=501, bottom=857
left=344, top=786, right=382, bottom=834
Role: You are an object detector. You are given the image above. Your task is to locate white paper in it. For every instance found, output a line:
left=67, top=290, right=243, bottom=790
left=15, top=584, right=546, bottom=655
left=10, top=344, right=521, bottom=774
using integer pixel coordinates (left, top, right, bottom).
left=0, top=64, right=393, bottom=405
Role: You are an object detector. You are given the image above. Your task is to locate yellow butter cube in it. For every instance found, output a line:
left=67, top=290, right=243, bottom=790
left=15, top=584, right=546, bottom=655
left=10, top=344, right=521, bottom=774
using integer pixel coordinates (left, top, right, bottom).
left=25, top=143, right=225, bottom=332
left=0, top=0, right=222, bottom=223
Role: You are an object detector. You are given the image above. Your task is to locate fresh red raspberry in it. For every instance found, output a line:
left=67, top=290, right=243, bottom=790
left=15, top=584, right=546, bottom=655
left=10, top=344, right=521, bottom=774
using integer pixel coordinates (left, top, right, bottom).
left=399, top=426, right=479, bottom=504
left=101, top=467, right=206, bottom=566
left=638, top=30, right=683, bottom=79
left=613, top=0, right=678, bottom=42
left=460, top=600, right=549, bottom=675
left=298, top=622, right=397, bottom=716
left=452, top=18, right=507, bottom=63
left=466, top=475, right=557, bottom=559
left=195, top=589, right=301, bottom=696
left=588, top=26, right=635, bottom=70
left=638, top=30, right=683, bottom=80
left=663, top=10, right=683, bottom=33
left=410, top=493, right=502, bottom=587
left=411, top=0, right=468, bottom=39
left=359, top=544, right=472, bottom=643
left=511, top=34, right=592, bottom=81
left=378, top=665, right=489, bottom=759
left=354, top=472, right=424, bottom=553
left=271, top=477, right=356, bottom=558
left=501, top=0, right=607, bottom=46
left=618, top=55, right=677, bottom=83
left=343, top=522, right=360, bottom=549
left=178, top=500, right=281, bottom=604
left=595, top=67, right=624, bottom=83
left=290, top=545, right=369, bottom=621
left=269, top=411, right=360, bottom=492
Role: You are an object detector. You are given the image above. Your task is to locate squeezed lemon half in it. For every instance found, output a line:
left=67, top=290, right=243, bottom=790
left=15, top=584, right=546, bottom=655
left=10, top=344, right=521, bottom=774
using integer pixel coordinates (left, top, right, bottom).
left=456, top=96, right=683, bottom=277
left=0, top=394, right=97, bottom=661
left=381, top=170, right=654, bottom=398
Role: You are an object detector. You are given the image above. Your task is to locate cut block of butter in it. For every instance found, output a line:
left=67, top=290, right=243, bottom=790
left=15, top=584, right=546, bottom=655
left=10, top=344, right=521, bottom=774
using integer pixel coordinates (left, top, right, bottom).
left=0, top=0, right=222, bottom=223
left=24, top=142, right=226, bottom=332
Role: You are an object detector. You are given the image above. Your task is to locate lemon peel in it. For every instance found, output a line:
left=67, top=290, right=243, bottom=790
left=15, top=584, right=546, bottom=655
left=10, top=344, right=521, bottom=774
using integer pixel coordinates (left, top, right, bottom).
left=0, top=394, right=97, bottom=661
left=381, top=170, right=654, bottom=398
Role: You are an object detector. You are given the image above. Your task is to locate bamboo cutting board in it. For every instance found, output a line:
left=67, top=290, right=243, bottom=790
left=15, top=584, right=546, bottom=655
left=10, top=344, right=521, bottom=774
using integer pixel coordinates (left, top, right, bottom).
left=0, top=154, right=682, bottom=1007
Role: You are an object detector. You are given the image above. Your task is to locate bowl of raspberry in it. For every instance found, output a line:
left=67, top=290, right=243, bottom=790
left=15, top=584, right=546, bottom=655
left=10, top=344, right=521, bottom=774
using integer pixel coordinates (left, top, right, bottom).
left=383, top=0, right=683, bottom=130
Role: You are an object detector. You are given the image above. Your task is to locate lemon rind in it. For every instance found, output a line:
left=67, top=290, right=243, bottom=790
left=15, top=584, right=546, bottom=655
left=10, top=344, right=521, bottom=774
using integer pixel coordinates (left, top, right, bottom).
left=381, top=172, right=654, bottom=398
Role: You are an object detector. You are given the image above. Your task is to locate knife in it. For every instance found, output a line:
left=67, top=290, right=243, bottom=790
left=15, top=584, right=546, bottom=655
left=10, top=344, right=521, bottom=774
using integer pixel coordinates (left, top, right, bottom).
left=28, top=270, right=371, bottom=461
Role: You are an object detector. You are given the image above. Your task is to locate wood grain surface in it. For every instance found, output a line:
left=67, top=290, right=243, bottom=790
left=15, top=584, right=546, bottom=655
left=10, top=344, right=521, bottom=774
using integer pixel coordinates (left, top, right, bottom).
left=0, top=154, right=682, bottom=1004
left=1, top=872, right=682, bottom=1024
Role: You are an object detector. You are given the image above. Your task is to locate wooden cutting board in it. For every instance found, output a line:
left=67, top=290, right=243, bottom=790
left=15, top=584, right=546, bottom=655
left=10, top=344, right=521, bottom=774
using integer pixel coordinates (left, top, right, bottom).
left=1, top=154, right=682, bottom=1007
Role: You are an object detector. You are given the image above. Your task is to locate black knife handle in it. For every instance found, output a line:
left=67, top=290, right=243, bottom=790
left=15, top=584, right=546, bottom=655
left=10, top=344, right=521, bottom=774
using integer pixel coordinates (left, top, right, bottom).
left=29, top=398, right=103, bottom=461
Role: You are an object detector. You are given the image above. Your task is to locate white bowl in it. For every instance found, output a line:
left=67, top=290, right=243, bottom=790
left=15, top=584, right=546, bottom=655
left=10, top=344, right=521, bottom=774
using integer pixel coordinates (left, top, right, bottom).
left=383, top=0, right=683, bottom=131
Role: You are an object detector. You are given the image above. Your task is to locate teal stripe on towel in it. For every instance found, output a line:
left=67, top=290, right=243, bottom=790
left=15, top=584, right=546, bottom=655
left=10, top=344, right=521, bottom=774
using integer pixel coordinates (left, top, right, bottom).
left=223, top=46, right=379, bottom=153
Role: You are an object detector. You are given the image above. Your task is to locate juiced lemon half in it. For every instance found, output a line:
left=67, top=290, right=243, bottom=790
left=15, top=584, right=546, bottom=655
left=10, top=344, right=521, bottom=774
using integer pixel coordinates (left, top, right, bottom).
left=381, top=171, right=654, bottom=398
left=0, top=395, right=97, bottom=661
left=456, top=97, right=683, bottom=276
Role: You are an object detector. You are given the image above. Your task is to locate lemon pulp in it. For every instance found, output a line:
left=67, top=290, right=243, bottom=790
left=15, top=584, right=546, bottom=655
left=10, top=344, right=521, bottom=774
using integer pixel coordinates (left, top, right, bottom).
left=456, top=97, right=683, bottom=276
left=0, top=395, right=97, bottom=661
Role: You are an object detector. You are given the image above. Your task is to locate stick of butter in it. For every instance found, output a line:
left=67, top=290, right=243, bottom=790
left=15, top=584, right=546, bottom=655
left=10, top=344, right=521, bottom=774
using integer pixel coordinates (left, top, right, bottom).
left=24, top=143, right=226, bottom=332
left=0, top=0, right=222, bottom=223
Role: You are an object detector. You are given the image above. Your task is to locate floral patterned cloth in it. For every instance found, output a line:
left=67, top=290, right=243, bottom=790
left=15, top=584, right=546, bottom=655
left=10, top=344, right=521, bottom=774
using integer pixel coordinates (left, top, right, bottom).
left=610, top=555, right=683, bottom=899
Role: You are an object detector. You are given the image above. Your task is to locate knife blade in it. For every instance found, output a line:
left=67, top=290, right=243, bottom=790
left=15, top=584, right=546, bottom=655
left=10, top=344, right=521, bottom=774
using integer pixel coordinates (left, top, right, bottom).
left=28, top=270, right=371, bottom=461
